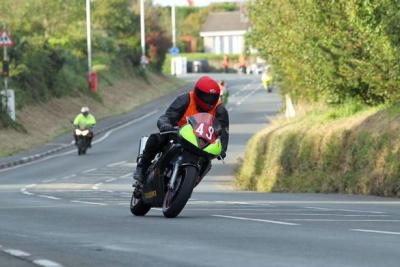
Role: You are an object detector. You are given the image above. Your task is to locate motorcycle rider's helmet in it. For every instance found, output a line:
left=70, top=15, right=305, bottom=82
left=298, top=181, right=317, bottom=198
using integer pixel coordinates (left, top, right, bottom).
left=81, top=106, right=90, bottom=117
left=194, top=76, right=221, bottom=112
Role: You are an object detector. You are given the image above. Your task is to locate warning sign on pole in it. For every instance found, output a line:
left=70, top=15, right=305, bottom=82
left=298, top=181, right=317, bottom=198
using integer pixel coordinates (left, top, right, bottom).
left=0, top=31, right=13, bottom=47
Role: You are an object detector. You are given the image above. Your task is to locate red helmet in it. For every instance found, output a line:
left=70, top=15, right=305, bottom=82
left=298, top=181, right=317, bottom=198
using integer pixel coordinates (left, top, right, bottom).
left=194, top=76, right=221, bottom=111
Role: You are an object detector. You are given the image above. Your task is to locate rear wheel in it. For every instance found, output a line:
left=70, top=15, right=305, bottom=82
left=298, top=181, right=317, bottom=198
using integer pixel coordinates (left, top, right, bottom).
left=130, top=192, right=151, bottom=216
left=162, top=166, right=197, bottom=218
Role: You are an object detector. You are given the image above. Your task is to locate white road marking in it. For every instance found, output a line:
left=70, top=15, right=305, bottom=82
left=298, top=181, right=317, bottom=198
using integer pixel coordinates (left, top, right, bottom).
left=33, top=259, right=63, bottom=267
left=231, top=213, right=388, bottom=217
left=0, top=110, right=159, bottom=173
left=38, top=195, right=60, bottom=200
left=92, top=183, right=103, bottom=190
left=100, top=190, right=114, bottom=193
left=71, top=200, right=107, bottom=206
left=105, top=178, right=117, bottom=183
left=213, top=215, right=299, bottom=226
left=21, top=191, right=34, bottom=196
left=93, top=110, right=159, bottom=144
left=119, top=173, right=133, bottom=179
left=286, top=219, right=400, bottom=222
left=305, top=206, right=385, bottom=214
left=20, top=186, right=35, bottom=196
left=224, top=201, right=400, bottom=205
left=123, top=162, right=137, bottom=167
left=230, top=82, right=255, bottom=98
left=1, top=247, right=63, bottom=267
left=42, top=178, right=57, bottom=183
left=107, top=161, right=127, bottom=167
left=181, top=208, right=292, bottom=211
left=351, top=229, right=400, bottom=236
left=82, top=168, right=97, bottom=174
left=187, top=200, right=270, bottom=206
left=3, top=249, right=31, bottom=257
left=236, top=86, right=260, bottom=106
left=215, top=201, right=251, bottom=205
left=26, top=184, right=37, bottom=188
left=60, top=174, right=77, bottom=180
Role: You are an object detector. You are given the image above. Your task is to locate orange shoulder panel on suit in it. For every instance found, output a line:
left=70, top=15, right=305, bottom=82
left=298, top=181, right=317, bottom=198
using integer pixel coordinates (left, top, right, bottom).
left=178, top=91, right=221, bottom=127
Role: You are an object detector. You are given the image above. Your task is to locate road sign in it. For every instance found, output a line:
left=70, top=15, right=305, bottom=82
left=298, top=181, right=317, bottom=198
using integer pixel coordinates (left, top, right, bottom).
left=170, top=47, right=179, bottom=56
left=0, top=31, right=13, bottom=47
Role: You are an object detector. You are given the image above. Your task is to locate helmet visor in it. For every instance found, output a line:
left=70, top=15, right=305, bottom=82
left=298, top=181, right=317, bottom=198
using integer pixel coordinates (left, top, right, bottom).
left=195, top=88, right=220, bottom=106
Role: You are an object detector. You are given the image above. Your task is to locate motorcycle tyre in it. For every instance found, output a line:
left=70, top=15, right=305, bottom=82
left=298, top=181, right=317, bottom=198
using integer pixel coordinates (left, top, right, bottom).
left=162, top=166, right=197, bottom=218
left=130, top=192, right=151, bottom=216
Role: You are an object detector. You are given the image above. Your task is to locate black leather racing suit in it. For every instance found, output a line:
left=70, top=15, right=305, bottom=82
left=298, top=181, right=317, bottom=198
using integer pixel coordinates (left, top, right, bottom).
left=139, top=92, right=229, bottom=170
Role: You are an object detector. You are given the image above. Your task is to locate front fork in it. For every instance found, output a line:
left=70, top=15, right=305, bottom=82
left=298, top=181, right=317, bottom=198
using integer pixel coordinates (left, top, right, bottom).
left=168, top=156, right=183, bottom=190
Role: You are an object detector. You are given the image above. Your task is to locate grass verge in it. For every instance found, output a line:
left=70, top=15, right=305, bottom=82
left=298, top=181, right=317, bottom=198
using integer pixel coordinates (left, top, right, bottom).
left=236, top=102, right=400, bottom=197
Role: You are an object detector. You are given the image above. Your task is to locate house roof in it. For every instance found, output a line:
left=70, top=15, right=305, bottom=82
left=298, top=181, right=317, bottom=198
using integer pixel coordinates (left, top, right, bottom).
left=200, top=11, right=249, bottom=33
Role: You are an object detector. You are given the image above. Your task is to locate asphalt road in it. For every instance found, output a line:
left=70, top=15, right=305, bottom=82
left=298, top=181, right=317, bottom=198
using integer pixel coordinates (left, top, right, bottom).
left=1, top=74, right=400, bottom=267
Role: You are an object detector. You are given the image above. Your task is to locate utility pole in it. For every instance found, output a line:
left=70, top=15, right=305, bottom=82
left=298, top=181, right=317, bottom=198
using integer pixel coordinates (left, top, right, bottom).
left=2, top=22, right=9, bottom=114
left=171, top=2, right=176, bottom=48
left=86, top=0, right=92, bottom=75
left=140, top=0, right=146, bottom=67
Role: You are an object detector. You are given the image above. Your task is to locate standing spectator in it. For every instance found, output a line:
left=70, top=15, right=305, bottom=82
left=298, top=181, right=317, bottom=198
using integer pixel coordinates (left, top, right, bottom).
left=223, top=54, right=229, bottom=73
left=239, top=54, right=247, bottom=74
left=219, top=80, right=229, bottom=105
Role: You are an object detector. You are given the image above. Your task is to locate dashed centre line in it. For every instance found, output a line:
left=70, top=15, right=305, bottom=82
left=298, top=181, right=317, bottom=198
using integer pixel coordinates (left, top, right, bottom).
left=60, top=174, right=77, bottom=180
left=33, top=259, right=63, bottom=267
left=71, top=200, right=107, bottom=206
left=0, top=246, right=64, bottom=267
left=3, top=249, right=31, bottom=257
left=305, top=206, right=386, bottom=214
left=107, top=161, right=127, bottom=167
left=213, top=215, right=299, bottom=226
left=351, top=229, right=400, bottom=236
left=38, top=195, right=60, bottom=200
left=82, top=168, right=97, bottom=174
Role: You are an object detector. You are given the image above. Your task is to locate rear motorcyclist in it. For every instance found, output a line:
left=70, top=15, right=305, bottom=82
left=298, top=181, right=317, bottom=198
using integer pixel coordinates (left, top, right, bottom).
left=73, top=106, right=96, bottom=148
left=133, top=76, right=229, bottom=187
left=262, top=67, right=273, bottom=92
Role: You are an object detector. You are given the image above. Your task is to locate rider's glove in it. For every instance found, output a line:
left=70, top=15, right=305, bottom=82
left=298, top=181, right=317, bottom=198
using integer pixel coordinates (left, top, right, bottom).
left=159, top=123, right=174, bottom=132
left=220, top=151, right=226, bottom=159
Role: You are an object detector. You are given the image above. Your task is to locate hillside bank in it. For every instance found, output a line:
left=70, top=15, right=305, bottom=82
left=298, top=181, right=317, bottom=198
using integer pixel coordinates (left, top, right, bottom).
left=0, top=71, right=185, bottom=158
left=236, top=103, right=400, bottom=197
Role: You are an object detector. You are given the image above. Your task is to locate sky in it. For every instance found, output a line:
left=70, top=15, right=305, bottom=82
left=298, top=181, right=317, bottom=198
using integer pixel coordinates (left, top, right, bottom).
left=152, top=0, right=243, bottom=7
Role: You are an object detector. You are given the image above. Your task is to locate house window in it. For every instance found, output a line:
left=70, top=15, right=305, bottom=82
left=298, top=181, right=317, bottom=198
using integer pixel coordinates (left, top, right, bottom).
left=224, top=36, right=230, bottom=54
left=232, top=35, right=243, bottom=54
left=214, top=36, right=221, bottom=54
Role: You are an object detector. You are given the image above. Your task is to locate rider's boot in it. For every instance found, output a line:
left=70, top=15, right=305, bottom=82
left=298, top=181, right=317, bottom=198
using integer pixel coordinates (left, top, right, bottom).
left=132, top=156, right=150, bottom=188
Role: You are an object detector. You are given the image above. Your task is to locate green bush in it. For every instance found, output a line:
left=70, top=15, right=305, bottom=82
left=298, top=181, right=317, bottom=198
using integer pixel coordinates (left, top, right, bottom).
left=248, top=0, right=400, bottom=105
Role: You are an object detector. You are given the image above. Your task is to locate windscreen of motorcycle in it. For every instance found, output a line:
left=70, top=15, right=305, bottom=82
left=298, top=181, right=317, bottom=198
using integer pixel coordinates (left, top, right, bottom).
left=179, top=113, right=222, bottom=156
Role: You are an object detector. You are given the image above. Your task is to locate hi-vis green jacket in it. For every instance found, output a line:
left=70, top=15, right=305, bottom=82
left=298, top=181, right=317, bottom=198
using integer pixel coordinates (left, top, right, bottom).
left=73, top=114, right=96, bottom=129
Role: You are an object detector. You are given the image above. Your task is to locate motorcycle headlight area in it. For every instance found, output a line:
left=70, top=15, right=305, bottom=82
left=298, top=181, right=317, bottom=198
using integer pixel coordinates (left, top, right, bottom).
left=75, top=129, right=89, bottom=136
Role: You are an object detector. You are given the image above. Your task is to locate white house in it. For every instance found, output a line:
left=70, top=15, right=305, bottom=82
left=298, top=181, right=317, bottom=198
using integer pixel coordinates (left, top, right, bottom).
left=200, top=11, right=249, bottom=55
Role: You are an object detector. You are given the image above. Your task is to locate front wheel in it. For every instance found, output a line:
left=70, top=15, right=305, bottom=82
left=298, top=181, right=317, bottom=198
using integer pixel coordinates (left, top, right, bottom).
left=77, top=139, right=85, bottom=156
left=162, top=166, right=197, bottom=218
left=130, top=192, right=151, bottom=216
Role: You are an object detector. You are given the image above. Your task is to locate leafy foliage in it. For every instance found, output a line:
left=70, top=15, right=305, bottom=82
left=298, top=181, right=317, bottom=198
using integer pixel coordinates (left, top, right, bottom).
left=0, top=0, right=172, bottom=117
left=248, top=0, right=400, bottom=105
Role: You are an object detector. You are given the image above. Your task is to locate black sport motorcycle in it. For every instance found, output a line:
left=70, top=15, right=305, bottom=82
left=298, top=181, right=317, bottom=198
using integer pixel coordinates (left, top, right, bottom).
left=130, top=113, right=224, bottom=218
left=74, top=128, right=92, bottom=155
